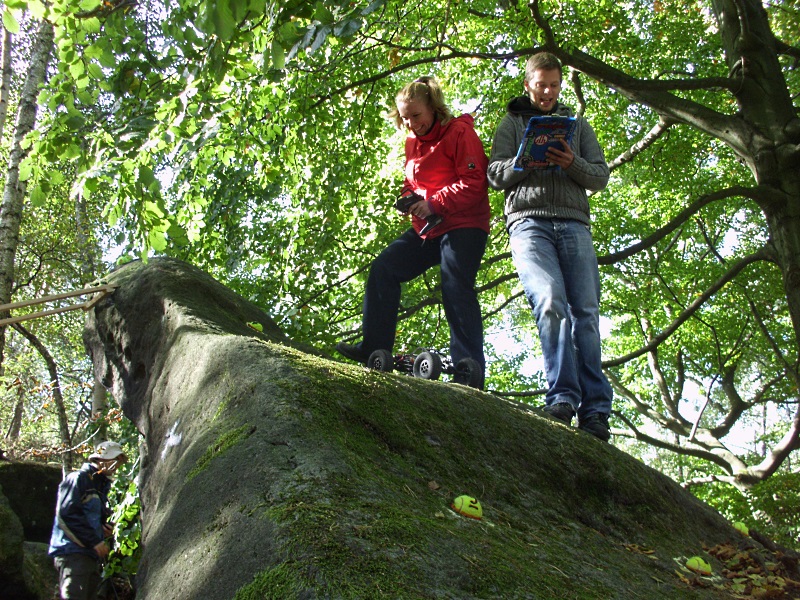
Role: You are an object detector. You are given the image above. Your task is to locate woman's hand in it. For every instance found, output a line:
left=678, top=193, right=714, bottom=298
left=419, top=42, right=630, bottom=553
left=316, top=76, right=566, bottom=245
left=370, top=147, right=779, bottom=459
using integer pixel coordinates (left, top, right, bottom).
left=410, top=200, right=433, bottom=219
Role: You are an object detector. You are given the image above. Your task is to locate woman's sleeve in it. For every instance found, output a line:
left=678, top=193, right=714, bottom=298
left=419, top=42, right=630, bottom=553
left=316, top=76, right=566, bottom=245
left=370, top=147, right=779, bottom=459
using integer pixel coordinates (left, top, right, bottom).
left=426, top=123, right=488, bottom=217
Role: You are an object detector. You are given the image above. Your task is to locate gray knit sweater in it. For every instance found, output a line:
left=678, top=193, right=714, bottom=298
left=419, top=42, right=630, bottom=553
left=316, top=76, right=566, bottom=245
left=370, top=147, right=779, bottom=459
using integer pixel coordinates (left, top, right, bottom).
left=487, top=97, right=609, bottom=228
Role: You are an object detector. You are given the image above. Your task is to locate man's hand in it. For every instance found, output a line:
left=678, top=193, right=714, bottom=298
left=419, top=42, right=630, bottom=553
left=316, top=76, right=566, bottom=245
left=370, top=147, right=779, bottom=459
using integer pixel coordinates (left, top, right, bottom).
left=102, top=523, right=114, bottom=538
left=545, top=139, right=574, bottom=169
left=94, top=540, right=110, bottom=560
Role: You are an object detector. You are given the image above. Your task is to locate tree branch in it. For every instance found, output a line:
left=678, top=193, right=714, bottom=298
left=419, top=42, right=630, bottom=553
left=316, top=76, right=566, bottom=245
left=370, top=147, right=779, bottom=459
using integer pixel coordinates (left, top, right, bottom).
left=606, top=368, right=688, bottom=433
left=613, top=411, right=737, bottom=473
left=528, top=0, right=761, bottom=159
left=604, top=248, right=772, bottom=367
left=599, top=186, right=770, bottom=265
left=742, top=399, right=800, bottom=484
left=607, top=116, right=675, bottom=172
left=311, top=47, right=538, bottom=108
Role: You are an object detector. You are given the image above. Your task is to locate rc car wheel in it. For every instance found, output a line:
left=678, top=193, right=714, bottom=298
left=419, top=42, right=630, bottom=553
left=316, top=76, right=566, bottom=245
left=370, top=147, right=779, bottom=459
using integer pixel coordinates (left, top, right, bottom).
left=367, top=349, right=393, bottom=372
left=413, top=352, right=442, bottom=380
left=453, top=358, right=483, bottom=388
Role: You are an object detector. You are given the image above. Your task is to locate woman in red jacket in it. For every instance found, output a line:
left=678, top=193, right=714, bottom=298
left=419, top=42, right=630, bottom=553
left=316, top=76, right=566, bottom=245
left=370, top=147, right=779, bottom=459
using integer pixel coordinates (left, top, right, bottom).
left=337, top=76, right=491, bottom=387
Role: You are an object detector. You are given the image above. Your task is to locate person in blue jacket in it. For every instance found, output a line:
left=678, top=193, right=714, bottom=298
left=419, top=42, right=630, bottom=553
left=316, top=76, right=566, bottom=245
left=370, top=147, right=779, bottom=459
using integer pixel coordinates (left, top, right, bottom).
left=48, top=440, right=127, bottom=600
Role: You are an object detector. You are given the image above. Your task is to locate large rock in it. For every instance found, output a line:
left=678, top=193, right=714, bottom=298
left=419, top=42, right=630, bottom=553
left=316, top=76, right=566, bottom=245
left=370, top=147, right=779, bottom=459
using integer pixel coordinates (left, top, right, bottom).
left=84, top=257, right=749, bottom=599
left=0, top=461, right=62, bottom=543
left=0, top=463, right=61, bottom=600
left=0, top=484, right=36, bottom=600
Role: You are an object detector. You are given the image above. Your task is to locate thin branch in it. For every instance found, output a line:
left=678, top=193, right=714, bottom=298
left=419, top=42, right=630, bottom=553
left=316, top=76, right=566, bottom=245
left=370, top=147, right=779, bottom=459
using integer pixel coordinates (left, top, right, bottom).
left=569, top=69, right=585, bottom=117
left=311, top=47, right=538, bottom=108
left=689, top=373, right=720, bottom=442
left=482, top=289, right=524, bottom=321
left=747, top=296, right=800, bottom=390
left=606, top=368, right=689, bottom=432
left=75, top=0, right=138, bottom=19
left=681, top=474, right=743, bottom=490
left=774, top=38, right=800, bottom=65
left=599, top=186, right=769, bottom=265
left=613, top=411, right=736, bottom=473
left=604, top=248, right=771, bottom=367
left=607, top=116, right=675, bottom=171
left=743, top=400, right=800, bottom=484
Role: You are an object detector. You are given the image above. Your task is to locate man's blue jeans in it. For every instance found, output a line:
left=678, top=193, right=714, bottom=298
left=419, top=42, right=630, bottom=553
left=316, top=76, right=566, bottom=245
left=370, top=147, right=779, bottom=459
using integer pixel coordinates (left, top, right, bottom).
left=361, top=227, right=487, bottom=378
left=508, top=217, right=612, bottom=419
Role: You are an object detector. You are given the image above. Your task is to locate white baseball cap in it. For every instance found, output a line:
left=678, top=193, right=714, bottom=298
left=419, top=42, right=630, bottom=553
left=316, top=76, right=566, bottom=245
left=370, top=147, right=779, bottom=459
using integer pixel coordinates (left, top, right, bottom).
left=89, top=441, right=127, bottom=462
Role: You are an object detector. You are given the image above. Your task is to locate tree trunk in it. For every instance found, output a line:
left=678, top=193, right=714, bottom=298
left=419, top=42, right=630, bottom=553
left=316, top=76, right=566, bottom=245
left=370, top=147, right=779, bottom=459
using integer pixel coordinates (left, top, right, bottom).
left=4, top=383, right=23, bottom=440
left=0, top=27, right=12, bottom=145
left=11, top=323, right=72, bottom=468
left=0, top=19, right=54, bottom=374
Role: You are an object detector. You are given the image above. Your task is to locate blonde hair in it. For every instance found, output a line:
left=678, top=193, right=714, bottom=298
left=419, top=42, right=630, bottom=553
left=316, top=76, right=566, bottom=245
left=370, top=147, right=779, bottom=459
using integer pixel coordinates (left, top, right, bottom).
left=388, top=76, right=454, bottom=129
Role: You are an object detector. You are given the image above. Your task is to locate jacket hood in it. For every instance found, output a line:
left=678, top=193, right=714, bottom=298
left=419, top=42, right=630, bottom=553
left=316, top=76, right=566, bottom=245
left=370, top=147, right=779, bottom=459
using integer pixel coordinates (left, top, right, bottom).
left=506, top=96, right=573, bottom=119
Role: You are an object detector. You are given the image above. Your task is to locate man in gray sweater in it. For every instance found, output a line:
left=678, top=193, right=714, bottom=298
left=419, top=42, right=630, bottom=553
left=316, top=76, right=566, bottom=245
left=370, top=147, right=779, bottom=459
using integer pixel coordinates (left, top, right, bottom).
left=487, top=52, right=613, bottom=441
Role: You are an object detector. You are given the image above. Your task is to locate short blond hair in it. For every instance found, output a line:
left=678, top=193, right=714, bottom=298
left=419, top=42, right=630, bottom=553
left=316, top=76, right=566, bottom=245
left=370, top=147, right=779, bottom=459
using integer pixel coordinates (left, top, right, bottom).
left=524, top=52, right=563, bottom=83
left=388, top=76, right=454, bottom=129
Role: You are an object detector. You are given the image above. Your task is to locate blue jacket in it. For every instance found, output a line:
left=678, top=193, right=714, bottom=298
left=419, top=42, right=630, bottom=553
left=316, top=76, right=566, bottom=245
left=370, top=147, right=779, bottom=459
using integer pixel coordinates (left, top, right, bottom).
left=48, top=462, right=111, bottom=559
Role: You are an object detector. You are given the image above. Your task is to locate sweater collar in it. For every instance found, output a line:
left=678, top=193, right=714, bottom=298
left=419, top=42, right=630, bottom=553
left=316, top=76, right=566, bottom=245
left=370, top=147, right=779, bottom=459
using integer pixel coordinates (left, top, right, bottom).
left=506, top=96, right=573, bottom=118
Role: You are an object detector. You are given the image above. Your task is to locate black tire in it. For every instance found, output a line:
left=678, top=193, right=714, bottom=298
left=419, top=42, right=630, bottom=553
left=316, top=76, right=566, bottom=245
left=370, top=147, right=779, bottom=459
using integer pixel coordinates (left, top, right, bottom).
left=453, top=358, right=483, bottom=389
left=412, top=352, right=443, bottom=380
left=367, top=349, right=393, bottom=372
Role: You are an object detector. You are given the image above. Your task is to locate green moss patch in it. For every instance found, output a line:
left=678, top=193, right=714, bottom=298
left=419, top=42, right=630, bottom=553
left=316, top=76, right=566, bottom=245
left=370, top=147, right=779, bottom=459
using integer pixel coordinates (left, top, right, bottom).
left=186, top=424, right=254, bottom=482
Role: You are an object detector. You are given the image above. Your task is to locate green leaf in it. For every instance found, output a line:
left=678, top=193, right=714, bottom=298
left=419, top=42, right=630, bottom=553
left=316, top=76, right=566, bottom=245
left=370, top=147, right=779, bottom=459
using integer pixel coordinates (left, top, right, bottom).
left=30, top=185, right=47, bottom=208
left=79, top=0, right=102, bottom=10
left=148, top=228, right=167, bottom=251
left=208, top=0, right=236, bottom=41
left=66, top=115, right=85, bottom=129
left=87, top=63, right=105, bottom=79
left=247, top=0, right=267, bottom=17
left=58, top=143, right=82, bottom=161
left=2, top=10, right=20, bottom=34
left=271, top=40, right=285, bottom=70
left=333, top=18, right=362, bottom=38
left=48, top=170, right=65, bottom=186
left=28, top=0, right=46, bottom=19
left=138, top=165, right=156, bottom=187
left=314, top=4, right=335, bottom=24
left=100, top=50, right=117, bottom=68
left=18, top=157, right=33, bottom=182
left=69, top=61, right=86, bottom=79
left=82, top=17, right=102, bottom=33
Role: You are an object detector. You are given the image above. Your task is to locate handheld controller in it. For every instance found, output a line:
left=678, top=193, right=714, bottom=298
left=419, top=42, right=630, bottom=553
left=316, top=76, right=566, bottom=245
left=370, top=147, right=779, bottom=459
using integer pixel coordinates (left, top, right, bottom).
left=395, top=190, right=443, bottom=235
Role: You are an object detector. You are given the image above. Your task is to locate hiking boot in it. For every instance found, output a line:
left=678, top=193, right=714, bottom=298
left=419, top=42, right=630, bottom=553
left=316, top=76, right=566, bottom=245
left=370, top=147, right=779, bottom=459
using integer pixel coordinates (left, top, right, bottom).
left=335, top=342, right=368, bottom=364
left=542, top=402, right=575, bottom=425
left=579, top=413, right=611, bottom=442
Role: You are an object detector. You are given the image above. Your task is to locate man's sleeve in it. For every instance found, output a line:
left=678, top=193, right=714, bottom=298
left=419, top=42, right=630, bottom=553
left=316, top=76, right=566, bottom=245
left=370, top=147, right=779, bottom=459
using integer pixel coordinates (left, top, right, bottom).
left=563, top=118, right=609, bottom=192
left=487, top=115, right=529, bottom=191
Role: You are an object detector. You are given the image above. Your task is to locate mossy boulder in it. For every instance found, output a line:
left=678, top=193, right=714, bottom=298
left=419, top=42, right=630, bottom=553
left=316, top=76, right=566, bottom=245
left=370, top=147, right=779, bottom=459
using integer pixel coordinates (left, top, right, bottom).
left=84, top=257, right=751, bottom=599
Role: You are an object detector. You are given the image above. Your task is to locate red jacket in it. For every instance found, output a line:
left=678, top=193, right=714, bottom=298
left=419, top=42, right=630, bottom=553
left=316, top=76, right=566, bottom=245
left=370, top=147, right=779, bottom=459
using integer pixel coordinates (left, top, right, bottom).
left=404, top=114, right=491, bottom=238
